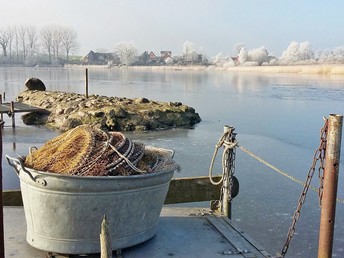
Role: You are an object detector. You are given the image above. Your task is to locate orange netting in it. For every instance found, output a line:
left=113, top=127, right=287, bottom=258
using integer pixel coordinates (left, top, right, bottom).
left=25, top=125, right=179, bottom=176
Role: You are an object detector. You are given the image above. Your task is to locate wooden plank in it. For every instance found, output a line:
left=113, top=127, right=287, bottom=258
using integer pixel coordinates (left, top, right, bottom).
left=0, top=102, right=44, bottom=114
left=3, top=176, right=223, bottom=206
left=164, top=175, right=222, bottom=204
left=206, top=215, right=267, bottom=258
left=2, top=190, right=23, bottom=206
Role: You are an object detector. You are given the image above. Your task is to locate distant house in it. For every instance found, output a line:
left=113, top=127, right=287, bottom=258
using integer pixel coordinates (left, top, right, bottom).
left=160, top=51, right=172, bottom=61
left=159, top=51, right=173, bottom=64
left=231, top=56, right=240, bottom=65
left=83, top=51, right=120, bottom=65
left=138, top=51, right=158, bottom=65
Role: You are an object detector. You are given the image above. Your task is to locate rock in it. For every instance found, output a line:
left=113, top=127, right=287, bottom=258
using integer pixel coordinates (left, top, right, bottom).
left=25, top=78, right=46, bottom=91
left=17, top=90, right=202, bottom=132
left=135, top=97, right=149, bottom=104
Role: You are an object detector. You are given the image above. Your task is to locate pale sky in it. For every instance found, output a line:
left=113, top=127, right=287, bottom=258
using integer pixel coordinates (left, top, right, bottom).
left=2, top=0, right=344, bottom=57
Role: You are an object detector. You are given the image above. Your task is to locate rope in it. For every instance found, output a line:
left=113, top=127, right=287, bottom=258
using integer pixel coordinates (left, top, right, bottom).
left=209, top=131, right=238, bottom=185
left=238, top=145, right=344, bottom=204
left=109, top=143, right=147, bottom=174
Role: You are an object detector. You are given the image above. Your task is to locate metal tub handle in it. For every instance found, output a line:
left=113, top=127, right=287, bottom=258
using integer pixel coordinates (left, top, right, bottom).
left=6, top=155, right=47, bottom=186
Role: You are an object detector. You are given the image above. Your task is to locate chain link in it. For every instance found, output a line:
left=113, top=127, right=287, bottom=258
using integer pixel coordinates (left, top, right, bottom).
left=280, top=118, right=328, bottom=257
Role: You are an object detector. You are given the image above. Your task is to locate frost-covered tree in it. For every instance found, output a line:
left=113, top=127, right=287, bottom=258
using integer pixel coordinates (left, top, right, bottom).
left=115, top=42, right=138, bottom=65
left=248, top=46, right=268, bottom=65
left=212, top=52, right=231, bottom=67
left=238, top=48, right=248, bottom=64
left=280, top=41, right=314, bottom=64
left=182, top=41, right=195, bottom=56
left=317, top=46, right=344, bottom=64
left=233, top=42, right=245, bottom=56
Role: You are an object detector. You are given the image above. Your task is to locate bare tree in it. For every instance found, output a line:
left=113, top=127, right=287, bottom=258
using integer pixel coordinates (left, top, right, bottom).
left=0, top=27, right=10, bottom=57
left=40, top=25, right=54, bottom=64
left=26, top=25, right=39, bottom=58
left=115, top=42, right=138, bottom=65
left=52, top=26, right=63, bottom=60
left=18, top=25, right=28, bottom=61
left=61, top=27, right=79, bottom=61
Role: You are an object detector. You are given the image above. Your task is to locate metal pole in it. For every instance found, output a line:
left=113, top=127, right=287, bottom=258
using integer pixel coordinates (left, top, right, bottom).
left=85, top=68, right=89, bottom=98
left=318, top=114, right=343, bottom=258
left=0, top=121, right=5, bottom=258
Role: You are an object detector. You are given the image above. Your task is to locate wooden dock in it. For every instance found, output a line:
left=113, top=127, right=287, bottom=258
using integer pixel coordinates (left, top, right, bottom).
left=0, top=101, right=45, bottom=128
left=4, top=206, right=272, bottom=258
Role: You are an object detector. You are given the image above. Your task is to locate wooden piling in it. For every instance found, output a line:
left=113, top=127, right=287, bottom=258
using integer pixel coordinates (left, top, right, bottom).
left=318, top=114, right=343, bottom=258
left=10, top=101, right=15, bottom=128
left=0, top=121, right=5, bottom=258
left=100, top=215, right=112, bottom=258
left=0, top=95, right=3, bottom=121
left=85, top=68, right=89, bottom=98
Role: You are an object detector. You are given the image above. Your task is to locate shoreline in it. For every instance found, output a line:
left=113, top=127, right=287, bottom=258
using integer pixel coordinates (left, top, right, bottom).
left=64, top=64, right=344, bottom=76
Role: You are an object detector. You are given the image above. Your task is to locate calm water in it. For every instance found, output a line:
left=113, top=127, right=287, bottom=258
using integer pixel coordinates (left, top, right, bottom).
left=1, top=66, right=344, bottom=257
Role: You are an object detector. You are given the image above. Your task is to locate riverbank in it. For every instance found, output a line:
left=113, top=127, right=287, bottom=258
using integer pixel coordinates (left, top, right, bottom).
left=65, top=64, right=344, bottom=75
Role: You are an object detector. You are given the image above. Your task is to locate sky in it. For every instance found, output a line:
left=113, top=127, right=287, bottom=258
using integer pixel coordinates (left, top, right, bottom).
left=2, top=0, right=344, bottom=57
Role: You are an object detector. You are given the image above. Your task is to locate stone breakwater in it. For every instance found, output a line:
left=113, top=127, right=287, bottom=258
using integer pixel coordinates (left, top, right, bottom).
left=18, top=90, right=202, bottom=132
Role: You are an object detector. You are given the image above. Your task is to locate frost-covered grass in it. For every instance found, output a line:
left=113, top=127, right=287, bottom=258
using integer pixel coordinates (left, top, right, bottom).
left=66, top=63, right=344, bottom=75
left=225, top=64, right=344, bottom=75
left=128, top=64, right=344, bottom=75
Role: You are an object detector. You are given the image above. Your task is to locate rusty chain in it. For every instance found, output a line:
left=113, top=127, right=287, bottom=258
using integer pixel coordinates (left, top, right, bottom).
left=280, top=118, right=328, bottom=257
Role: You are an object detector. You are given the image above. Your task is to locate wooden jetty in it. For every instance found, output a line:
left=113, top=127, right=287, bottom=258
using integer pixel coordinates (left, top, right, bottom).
left=0, top=101, right=45, bottom=128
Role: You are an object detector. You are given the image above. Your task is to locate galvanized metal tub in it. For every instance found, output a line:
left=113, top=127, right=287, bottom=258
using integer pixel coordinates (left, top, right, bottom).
left=6, top=149, right=176, bottom=254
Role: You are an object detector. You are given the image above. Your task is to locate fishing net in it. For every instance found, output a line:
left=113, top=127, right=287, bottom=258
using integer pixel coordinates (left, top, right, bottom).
left=25, top=125, right=179, bottom=176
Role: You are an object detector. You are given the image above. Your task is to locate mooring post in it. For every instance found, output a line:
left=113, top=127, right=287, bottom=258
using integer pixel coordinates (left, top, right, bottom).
left=85, top=68, right=89, bottom=98
left=10, top=101, right=15, bottom=128
left=0, top=94, right=3, bottom=121
left=0, top=121, right=5, bottom=258
left=318, top=114, right=343, bottom=258
left=222, top=125, right=234, bottom=219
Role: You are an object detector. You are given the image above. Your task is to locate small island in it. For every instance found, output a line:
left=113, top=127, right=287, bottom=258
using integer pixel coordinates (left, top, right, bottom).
left=18, top=79, right=201, bottom=132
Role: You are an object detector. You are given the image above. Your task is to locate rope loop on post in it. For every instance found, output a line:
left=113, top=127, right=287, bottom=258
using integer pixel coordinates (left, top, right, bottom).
left=208, top=127, right=237, bottom=185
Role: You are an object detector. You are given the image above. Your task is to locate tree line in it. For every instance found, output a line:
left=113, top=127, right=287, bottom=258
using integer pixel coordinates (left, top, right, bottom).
left=0, top=25, right=79, bottom=65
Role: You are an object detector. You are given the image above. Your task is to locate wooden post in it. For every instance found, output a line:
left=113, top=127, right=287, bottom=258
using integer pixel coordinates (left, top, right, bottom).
left=0, top=94, right=3, bottom=121
left=3, top=92, right=5, bottom=101
left=318, top=114, right=343, bottom=258
left=100, top=215, right=112, bottom=258
left=10, top=101, right=15, bottom=128
left=85, top=68, right=89, bottom=98
left=0, top=121, right=5, bottom=258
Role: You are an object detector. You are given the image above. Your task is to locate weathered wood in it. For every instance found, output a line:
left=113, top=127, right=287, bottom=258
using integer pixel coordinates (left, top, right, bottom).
left=0, top=102, right=44, bottom=114
left=10, top=101, right=15, bottom=128
left=164, top=175, right=222, bottom=204
left=2, top=190, right=23, bottom=206
left=85, top=68, right=89, bottom=98
left=3, top=176, right=222, bottom=206
left=100, top=215, right=112, bottom=258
